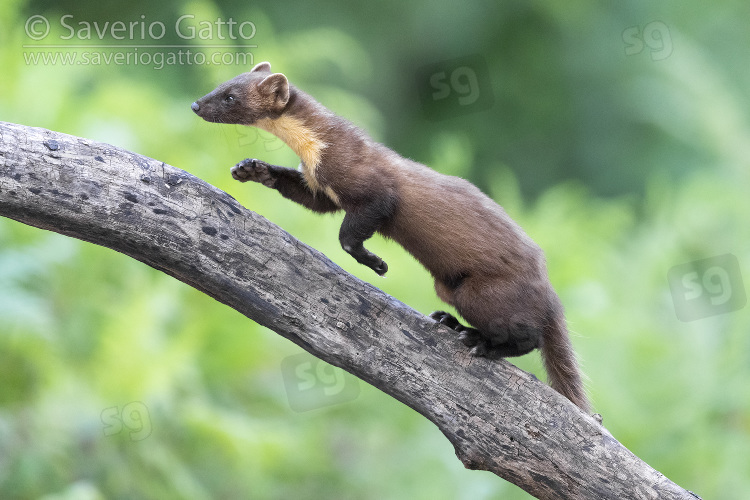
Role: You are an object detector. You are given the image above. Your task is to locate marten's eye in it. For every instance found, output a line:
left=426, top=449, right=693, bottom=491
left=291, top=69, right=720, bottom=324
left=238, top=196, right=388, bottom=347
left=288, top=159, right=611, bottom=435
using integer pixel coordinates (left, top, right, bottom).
left=224, top=95, right=235, bottom=103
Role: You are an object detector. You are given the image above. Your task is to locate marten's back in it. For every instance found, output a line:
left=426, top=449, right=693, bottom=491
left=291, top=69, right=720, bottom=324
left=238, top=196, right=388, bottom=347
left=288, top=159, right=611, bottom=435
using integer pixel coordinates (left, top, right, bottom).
left=380, top=155, right=546, bottom=282
left=310, top=105, right=547, bottom=284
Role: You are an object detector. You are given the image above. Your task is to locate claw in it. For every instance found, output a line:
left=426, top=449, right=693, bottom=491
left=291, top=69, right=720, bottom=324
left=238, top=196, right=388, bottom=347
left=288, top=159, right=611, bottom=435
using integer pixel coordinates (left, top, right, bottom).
left=458, top=330, right=480, bottom=347
left=470, top=342, right=488, bottom=357
left=429, top=311, right=442, bottom=321
left=429, top=311, right=462, bottom=331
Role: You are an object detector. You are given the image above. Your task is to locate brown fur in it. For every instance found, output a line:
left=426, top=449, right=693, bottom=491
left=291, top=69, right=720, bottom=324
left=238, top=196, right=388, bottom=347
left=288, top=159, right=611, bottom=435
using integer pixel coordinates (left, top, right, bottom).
left=192, top=62, right=591, bottom=412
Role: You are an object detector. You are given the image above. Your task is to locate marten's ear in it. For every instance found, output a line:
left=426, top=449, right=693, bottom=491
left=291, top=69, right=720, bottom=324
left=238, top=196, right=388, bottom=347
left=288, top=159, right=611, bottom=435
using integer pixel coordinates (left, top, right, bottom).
left=258, top=73, right=290, bottom=108
left=251, top=61, right=271, bottom=73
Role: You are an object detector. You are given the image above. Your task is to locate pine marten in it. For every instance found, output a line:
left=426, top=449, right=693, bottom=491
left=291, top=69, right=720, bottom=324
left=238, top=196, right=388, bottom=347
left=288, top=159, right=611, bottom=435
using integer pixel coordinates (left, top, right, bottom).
left=191, top=62, right=590, bottom=412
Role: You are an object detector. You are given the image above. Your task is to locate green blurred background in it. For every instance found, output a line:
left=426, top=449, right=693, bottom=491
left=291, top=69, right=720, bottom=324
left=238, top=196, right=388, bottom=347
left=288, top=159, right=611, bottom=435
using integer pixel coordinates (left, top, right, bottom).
left=1, top=0, right=749, bottom=498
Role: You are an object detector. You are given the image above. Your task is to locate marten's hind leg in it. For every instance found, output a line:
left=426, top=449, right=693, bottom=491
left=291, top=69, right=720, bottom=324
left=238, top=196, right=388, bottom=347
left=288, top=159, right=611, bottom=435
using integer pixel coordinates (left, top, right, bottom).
left=430, top=311, right=482, bottom=348
left=430, top=311, right=540, bottom=359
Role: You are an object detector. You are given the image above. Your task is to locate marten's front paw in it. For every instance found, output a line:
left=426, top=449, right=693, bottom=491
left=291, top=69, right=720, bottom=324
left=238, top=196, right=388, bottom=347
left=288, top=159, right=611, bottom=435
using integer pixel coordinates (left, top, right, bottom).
left=231, top=159, right=276, bottom=187
left=372, top=260, right=388, bottom=276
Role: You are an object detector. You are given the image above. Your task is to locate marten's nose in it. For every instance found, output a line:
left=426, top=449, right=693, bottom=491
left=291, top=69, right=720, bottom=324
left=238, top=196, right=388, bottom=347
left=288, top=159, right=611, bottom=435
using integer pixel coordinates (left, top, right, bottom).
left=191, top=102, right=200, bottom=113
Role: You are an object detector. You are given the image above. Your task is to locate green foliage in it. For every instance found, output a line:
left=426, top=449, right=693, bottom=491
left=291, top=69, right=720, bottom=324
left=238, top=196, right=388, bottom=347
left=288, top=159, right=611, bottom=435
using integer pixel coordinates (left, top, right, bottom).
left=2, top=0, right=750, bottom=498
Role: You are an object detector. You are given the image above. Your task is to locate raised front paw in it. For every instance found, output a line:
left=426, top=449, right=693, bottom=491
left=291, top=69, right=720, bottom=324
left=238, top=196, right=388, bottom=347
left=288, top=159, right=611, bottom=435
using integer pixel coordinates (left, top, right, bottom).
left=231, top=158, right=276, bottom=187
left=372, top=259, right=388, bottom=276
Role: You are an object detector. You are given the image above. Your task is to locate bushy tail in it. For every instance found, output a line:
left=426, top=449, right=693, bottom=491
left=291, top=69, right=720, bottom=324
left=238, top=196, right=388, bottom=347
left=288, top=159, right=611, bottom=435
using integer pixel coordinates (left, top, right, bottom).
left=541, top=313, right=591, bottom=413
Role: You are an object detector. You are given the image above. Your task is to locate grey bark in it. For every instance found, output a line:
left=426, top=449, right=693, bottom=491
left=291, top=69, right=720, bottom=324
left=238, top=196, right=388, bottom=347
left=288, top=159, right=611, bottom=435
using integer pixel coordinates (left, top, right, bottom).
left=0, top=121, right=700, bottom=500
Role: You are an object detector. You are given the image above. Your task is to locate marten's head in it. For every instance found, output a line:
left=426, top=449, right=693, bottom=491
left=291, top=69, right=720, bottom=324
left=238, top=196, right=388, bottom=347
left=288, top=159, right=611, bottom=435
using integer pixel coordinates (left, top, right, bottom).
left=191, top=62, right=290, bottom=125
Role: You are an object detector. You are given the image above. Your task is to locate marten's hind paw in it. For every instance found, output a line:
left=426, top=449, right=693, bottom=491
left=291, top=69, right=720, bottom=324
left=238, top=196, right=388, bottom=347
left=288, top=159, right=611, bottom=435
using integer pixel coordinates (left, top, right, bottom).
left=430, top=311, right=483, bottom=347
left=458, top=329, right=481, bottom=347
left=469, top=341, right=489, bottom=357
left=231, top=159, right=276, bottom=187
left=430, top=311, right=492, bottom=351
left=429, top=311, right=463, bottom=331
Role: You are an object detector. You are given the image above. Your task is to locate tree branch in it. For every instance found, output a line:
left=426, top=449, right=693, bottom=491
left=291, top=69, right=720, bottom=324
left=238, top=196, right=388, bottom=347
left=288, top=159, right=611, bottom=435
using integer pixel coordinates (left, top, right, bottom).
left=0, top=121, right=700, bottom=500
